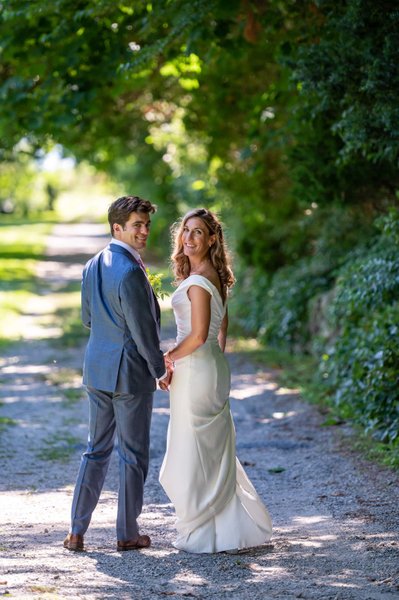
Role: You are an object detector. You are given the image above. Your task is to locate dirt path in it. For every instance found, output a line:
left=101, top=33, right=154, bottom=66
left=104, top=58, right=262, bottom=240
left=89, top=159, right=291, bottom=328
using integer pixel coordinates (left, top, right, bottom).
left=1, top=224, right=398, bottom=600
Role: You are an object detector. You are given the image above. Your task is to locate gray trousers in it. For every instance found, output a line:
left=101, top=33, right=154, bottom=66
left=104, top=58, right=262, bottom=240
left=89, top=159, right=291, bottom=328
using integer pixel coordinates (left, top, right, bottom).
left=70, top=386, right=153, bottom=541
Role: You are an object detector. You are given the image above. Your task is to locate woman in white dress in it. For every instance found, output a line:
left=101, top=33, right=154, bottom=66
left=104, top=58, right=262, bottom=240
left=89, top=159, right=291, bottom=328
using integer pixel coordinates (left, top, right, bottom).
left=159, top=208, right=272, bottom=553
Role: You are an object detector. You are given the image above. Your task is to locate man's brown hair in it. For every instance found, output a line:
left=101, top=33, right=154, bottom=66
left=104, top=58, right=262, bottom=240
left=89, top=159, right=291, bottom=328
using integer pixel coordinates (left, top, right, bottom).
left=108, top=196, right=157, bottom=236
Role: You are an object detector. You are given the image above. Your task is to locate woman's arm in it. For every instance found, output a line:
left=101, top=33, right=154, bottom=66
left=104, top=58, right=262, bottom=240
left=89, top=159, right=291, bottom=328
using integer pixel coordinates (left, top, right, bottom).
left=165, top=285, right=211, bottom=365
left=218, top=309, right=228, bottom=352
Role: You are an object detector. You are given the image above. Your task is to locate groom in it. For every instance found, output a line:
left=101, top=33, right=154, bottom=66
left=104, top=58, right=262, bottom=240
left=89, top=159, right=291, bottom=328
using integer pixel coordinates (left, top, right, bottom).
left=63, top=195, right=167, bottom=552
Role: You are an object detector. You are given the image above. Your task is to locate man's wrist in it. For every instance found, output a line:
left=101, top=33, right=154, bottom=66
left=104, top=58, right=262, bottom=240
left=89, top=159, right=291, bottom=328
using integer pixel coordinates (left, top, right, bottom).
left=158, top=370, right=168, bottom=382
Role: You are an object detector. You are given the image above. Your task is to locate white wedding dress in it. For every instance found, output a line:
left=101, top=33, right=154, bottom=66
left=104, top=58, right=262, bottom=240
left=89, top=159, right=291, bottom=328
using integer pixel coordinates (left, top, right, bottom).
left=159, top=274, right=272, bottom=553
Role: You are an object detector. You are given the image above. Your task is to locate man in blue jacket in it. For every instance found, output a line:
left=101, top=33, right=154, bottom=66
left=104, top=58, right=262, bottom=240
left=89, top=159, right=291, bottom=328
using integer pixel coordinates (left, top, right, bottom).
left=64, top=195, right=167, bottom=552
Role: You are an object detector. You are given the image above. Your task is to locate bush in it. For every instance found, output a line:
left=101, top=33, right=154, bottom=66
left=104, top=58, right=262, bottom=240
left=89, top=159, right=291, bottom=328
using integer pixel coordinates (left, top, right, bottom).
left=260, top=261, right=333, bottom=350
left=229, top=267, right=270, bottom=336
left=321, top=304, right=399, bottom=443
left=320, top=210, right=399, bottom=443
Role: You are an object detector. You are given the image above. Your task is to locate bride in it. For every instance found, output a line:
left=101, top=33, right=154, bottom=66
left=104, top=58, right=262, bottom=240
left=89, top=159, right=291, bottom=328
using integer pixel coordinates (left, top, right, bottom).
left=159, top=208, right=272, bottom=553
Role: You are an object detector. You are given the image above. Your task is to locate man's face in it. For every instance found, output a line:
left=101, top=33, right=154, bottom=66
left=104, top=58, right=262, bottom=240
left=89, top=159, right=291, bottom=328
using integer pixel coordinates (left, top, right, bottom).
left=113, top=211, right=151, bottom=251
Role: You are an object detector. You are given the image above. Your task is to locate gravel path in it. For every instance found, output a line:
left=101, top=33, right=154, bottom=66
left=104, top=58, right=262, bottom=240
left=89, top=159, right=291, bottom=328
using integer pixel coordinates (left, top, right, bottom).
left=1, top=224, right=398, bottom=600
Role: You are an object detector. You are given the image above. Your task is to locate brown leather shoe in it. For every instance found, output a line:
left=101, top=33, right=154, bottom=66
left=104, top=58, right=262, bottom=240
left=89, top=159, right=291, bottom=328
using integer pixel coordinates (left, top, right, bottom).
left=63, top=533, right=84, bottom=551
left=117, top=535, right=151, bottom=551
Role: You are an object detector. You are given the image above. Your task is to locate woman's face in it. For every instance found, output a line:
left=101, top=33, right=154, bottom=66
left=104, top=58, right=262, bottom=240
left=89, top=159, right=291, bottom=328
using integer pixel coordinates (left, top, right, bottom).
left=181, top=217, right=215, bottom=261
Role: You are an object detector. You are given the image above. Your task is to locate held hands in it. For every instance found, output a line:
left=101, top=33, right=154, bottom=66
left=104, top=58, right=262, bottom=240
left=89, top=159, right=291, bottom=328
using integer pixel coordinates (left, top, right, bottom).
left=164, top=350, right=175, bottom=370
left=158, top=368, right=173, bottom=391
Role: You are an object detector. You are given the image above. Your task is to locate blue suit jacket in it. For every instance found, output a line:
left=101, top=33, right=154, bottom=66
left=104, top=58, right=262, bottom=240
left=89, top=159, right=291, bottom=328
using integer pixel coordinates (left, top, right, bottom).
left=81, top=243, right=165, bottom=393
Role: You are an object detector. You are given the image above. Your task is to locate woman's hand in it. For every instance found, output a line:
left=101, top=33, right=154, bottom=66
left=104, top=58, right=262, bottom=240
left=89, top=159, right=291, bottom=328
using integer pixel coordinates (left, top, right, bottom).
left=164, top=350, right=175, bottom=369
left=159, top=363, right=173, bottom=391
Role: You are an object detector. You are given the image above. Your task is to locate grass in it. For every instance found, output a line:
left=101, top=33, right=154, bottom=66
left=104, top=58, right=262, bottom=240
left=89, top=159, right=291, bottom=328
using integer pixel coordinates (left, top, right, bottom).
left=0, top=215, right=55, bottom=258
left=37, top=432, right=83, bottom=463
left=0, top=218, right=53, bottom=346
left=62, top=388, right=84, bottom=406
left=28, top=586, right=57, bottom=594
left=347, top=430, right=399, bottom=470
left=52, top=304, right=89, bottom=348
left=28, top=585, right=57, bottom=596
left=0, top=416, right=17, bottom=430
left=0, top=212, right=174, bottom=349
left=45, top=368, right=81, bottom=387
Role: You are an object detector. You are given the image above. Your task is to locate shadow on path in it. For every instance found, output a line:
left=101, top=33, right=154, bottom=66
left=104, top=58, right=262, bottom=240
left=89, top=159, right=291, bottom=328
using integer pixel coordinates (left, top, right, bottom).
left=0, top=223, right=398, bottom=600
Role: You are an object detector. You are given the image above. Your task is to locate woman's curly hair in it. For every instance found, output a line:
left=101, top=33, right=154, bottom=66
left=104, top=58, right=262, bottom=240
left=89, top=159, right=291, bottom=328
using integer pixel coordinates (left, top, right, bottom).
left=171, top=208, right=235, bottom=301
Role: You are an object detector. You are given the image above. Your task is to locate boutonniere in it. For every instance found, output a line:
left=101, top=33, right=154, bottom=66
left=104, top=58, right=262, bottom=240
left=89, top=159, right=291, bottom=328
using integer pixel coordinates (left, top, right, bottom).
left=146, top=269, right=169, bottom=300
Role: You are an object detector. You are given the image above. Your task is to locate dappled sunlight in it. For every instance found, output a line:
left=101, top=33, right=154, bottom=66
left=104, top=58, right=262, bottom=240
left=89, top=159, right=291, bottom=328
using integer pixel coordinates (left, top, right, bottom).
left=326, top=581, right=363, bottom=590
left=44, top=223, right=109, bottom=256
left=20, top=321, right=63, bottom=340
left=0, top=354, right=19, bottom=367
left=230, top=383, right=276, bottom=400
left=295, top=535, right=337, bottom=548
left=37, top=260, right=84, bottom=284
left=2, top=390, right=62, bottom=403
left=275, top=386, right=299, bottom=395
left=18, top=294, right=64, bottom=340
left=256, top=410, right=298, bottom=424
left=1, top=363, right=53, bottom=375
left=1, top=219, right=398, bottom=600
left=230, top=373, right=278, bottom=400
left=292, top=515, right=332, bottom=526
left=246, top=563, right=290, bottom=581
left=0, top=291, right=44, bottom=342
left=276, top=514, right=338, bottom=551
left=226, top=337, right=261, bottom=353
left=1, top=490, right=73, bottom=526
left=272, top=411, right=297, bottom=419
left=172, top=571, right=208, bottom=586
left=153, top=407, right=170, bottom=416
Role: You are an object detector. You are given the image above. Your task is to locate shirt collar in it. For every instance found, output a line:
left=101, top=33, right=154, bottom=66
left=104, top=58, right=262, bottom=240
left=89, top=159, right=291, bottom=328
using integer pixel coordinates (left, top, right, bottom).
left=111, top=238, right=142, bottom=263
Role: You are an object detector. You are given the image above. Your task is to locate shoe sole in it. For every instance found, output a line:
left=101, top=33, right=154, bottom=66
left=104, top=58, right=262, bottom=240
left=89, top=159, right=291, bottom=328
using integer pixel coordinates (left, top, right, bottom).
left=63, top=540, right=84, bottom=552
left=117, top=543, right=151, bottom=551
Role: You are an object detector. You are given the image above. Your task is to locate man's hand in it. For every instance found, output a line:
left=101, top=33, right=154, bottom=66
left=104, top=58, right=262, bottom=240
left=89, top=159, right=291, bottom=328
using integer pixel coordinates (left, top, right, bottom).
left=158, top=367, right=173, bottom=391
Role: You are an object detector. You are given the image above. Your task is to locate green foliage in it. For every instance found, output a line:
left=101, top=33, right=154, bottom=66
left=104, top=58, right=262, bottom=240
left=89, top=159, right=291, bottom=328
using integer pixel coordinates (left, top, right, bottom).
left=229, top=268, right=270, bottom=335
left=146, top=268, right=169, bottom=300
left=37, top=432, right=82, bottom=462
left=322, top=303, right=399, bottom=443
left=293, top=0, right=399, bottom=165
left=0, top=416, right=17, bottom=430
left=284, top=0, right=399, bottom=217
left=232, top=209, right=399, bottom=452
left=319, top=211, right=399, bottom=443
left=0, top=220, right=51, bottom=346
left=1, top=1, right=399, bottom=461
left=0, top=154, right=47, bottom=216
left=261, top=261, right=333, bottom=349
